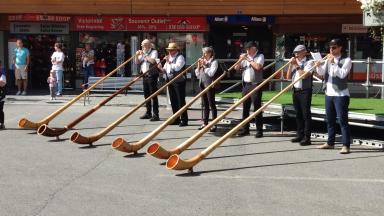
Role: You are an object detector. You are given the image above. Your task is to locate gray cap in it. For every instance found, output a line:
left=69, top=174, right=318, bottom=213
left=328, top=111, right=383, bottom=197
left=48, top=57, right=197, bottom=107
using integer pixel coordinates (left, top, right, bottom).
left=293, top=45, right=306, bottom=53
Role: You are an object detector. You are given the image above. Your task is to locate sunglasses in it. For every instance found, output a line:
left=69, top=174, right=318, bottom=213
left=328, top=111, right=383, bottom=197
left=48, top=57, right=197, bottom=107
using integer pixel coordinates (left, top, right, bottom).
left=330, top=46, right=339, bottom=50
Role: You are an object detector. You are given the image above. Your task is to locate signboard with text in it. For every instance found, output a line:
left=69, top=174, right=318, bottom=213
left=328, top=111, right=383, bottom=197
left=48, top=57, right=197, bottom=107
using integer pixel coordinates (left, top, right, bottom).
left=207, top=15, right=274, bottom=24
left=8, top=14, right=71, bottom=22
left=10, top=22, right=69, bottom=34
left=74, top=16, right=207, bottom=32
left=341, top=24, right=368, bottom=33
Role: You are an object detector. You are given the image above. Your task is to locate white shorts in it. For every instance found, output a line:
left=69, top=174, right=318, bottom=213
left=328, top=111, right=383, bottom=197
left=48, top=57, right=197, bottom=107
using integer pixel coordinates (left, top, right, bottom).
left=15, top=65, right=28, bottom=80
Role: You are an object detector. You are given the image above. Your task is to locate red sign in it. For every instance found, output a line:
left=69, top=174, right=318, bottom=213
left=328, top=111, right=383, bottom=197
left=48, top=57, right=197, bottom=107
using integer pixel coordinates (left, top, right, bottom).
left=74, top=16, right=207, bottom=32
left=8, top=14, right=71, bottom=22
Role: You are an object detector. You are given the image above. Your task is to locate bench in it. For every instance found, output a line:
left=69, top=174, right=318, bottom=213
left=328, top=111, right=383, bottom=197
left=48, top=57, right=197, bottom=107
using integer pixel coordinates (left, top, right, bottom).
left=83, top=76, right=143, bottom=105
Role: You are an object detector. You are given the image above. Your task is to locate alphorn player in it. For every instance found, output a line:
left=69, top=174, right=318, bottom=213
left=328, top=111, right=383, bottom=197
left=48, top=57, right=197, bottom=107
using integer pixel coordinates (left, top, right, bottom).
left=158, top=42, right=188, bottom=127
left=135, top=39, right=160, bottom=121
left=286, top=45, right=313, bottom=146
left=195, top=46, right=218, bottom=132
left=235, top=41, right=264, bottom=138
left=314, top=38, right=352, bottom=154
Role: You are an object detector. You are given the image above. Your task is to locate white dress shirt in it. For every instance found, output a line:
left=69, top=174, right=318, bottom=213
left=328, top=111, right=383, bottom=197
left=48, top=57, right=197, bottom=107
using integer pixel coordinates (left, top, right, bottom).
left=241, top=52, right=264, bottom=83
left=138, top=49, right=158, bottom=73
left=194, top=57, right=218, bottom=78
left=163, top=52, right=185, bottom=79
left=316, top=56, right=352, bottom=96
left=292, top=57, right=312, bottom=89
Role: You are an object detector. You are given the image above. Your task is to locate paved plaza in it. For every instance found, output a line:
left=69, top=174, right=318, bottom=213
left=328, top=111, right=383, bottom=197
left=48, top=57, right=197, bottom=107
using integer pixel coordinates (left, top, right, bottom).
left=0, top=93, right=383, bottom=216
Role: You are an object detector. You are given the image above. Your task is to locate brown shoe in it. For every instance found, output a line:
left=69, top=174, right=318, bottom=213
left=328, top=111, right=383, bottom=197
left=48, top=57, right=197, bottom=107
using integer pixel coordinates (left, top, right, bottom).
left=317, top=143, right=335, bottom=149
left=339, top=146, right=350, bottom=154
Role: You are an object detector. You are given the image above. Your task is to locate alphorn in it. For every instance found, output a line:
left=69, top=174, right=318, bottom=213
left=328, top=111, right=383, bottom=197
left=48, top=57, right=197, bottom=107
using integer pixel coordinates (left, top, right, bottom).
left=166, top=56, right=328, bottom=172
left=147, top=60, right=286, bottom=159
left=112, top=57, right=244, bottom=154
left=18, top=55, right=137, bottom=130
left=37, top=59, right=165, bottom=139
left=70, top=60, right=199, bottom=146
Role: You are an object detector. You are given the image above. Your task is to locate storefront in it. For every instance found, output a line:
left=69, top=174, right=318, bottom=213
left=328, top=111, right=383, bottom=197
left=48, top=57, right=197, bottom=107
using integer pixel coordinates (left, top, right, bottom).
left=7, top=14, right=72, bottom=89
left=72, top=15, right=208, bottom=88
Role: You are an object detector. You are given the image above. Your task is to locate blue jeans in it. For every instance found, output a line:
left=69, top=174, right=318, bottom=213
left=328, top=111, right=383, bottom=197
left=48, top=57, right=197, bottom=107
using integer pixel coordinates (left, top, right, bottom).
left=83, top=65, right=95, bottom=85
left=55, top=70, right=63, bottom=94
left=325, top=96, right=350, bottom=147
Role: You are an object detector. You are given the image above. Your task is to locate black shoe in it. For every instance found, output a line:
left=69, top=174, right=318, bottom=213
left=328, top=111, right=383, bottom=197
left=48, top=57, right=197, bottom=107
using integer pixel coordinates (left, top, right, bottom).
left=255, top=131, right=263, bottom=138
left=291, top=136, right=303, bottom=143
left=209, top=125, right=217, bottom=132
left=198, top=124, right=206, bottom=130
left=170, top=120, right=180, bottom=125
left=299, top=139, right=311, bottom=146
left=150, top=115, right=160, bottom=121
left=0, top=124, right=5, bottom=130
left=140, top=113, right=152, bottom=119
left=179, top=122, right=188, bottom=127
left=237, top=130, right=250, bottom=137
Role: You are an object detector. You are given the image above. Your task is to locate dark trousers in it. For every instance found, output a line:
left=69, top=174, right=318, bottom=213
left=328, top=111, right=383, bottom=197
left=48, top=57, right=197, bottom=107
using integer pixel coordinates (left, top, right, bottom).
left=325, top=96, right=351, bottom=147
left=83, top=65, right=95, bottom=85
left=242, top=82, right=263, bottom=132
left=292, top=89, right=312, bottom=139
left=201, top=85, right=217, bottom=125
left=168, top=80, right=188, bottom=123
left=0, top=101, right=4, bottom=124
left=143, top=77, right=159, bottom=116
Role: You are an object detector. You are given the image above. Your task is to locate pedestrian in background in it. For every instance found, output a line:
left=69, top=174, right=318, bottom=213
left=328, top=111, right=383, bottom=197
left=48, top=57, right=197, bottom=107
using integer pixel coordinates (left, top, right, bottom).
left=0, top=60, right=6, bottom=130
left=13, top=39, right=30, bottom=95
left=81, top=43, right=95, bottom=88
left=51, top=42, right=65, bottom=96
left=47, top=70, right=57, bottom=101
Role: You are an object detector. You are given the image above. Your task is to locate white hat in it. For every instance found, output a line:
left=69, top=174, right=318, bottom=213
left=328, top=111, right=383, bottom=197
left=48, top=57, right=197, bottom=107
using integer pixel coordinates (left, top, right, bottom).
left=293, top=45, right=306, bottom=53
left=141, top=39, right=151, bottom=46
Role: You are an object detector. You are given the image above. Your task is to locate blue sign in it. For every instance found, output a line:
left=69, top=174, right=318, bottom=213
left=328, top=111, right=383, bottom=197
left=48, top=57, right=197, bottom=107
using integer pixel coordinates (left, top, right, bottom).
left=207, top=15, right=274, bottom=24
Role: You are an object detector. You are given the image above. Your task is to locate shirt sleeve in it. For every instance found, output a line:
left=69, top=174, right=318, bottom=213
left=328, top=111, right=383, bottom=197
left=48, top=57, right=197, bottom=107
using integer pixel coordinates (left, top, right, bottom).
left=149, top=50, right=158, bottom=60
left=255, top=54, right=264, bottom=66
left=315, top=59, right=327, bottom=76
left=195, top=67, right=201, bottom=78
left=303, top=60, right=315, bottom=72
left=204, top=60, right=218, bottom=77
left=330, top=58, right=352, bottom=79
left=171, top=55, right=185, bottom=72
left=0, top=74, right=6, bottom=84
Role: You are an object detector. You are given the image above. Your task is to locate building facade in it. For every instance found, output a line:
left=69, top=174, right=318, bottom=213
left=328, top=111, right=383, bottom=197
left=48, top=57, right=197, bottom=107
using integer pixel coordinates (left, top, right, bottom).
left=0, top=1, right=379, bottom=90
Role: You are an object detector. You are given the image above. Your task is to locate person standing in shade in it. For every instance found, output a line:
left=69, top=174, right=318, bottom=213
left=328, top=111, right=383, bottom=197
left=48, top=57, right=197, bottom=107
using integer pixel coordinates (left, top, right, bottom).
left=81, top=43, right=95, bottom=88
left=51, top=43, right=65, bottom=96
left=0, top=60, right=6, bottom=130
left=135, top=39, right=160, bottom=121
left=158, top=42, right=188, bottom=127
left=235, top=41, right=264, bottom=138
left=314, top=38, right=352, bottom=154
left=195, top=46, right=218, bottom=132
left=287, top=45, right=313, bottom=146
left=13, top=39, right=30, bottom=95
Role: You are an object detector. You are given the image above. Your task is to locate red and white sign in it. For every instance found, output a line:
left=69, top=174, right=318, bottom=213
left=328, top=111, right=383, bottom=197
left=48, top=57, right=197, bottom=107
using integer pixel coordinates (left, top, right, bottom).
left=8, top=14, right=71, bottom=22
left=74, top=16, right=207, bottom=32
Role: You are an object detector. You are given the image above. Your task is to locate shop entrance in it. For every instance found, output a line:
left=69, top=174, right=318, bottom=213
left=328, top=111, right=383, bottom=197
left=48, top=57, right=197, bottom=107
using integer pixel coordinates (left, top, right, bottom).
left=208, top=24, right=273, bottom=59
left=9, top=34, right=70, bottom=89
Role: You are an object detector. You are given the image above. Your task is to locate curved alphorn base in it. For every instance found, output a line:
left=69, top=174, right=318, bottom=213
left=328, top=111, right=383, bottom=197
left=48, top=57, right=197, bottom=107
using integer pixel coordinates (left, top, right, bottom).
left=166, top=154, right=203, bottom=172
left=70, top=132, right=95, bottom=146
left=111, top=137, right=140, bottom=154
left=37, top=124, right=68, bottom=137
left=147, top=142, right=181, bottom=159
left=18, top=118, right=48, bottom=130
